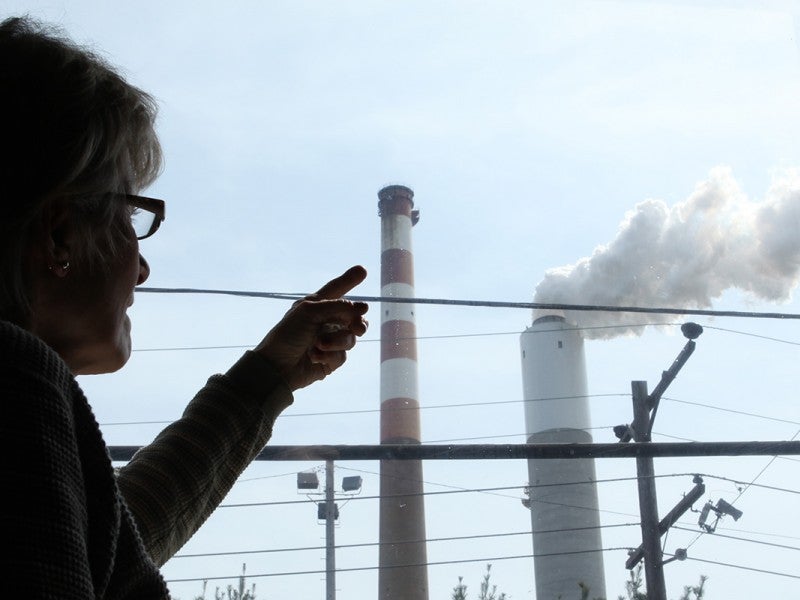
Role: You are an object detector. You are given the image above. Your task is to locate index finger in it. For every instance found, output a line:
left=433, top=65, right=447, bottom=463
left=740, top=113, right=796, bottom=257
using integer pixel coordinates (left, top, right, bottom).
left=313, top=265, right=367, bottom=300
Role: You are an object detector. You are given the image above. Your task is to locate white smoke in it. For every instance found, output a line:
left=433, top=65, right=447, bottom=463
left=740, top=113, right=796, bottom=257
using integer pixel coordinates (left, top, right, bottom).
left=534, top=166, right=800, bottom=339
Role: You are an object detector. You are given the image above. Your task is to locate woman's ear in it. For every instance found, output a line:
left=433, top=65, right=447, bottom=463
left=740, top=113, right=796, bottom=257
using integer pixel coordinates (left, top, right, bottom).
left=35, top=196, right=75, bottom=276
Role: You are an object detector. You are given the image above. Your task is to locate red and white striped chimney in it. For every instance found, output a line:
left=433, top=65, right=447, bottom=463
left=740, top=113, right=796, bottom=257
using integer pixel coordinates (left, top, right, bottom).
left=377, top=184, right=429, bottom=600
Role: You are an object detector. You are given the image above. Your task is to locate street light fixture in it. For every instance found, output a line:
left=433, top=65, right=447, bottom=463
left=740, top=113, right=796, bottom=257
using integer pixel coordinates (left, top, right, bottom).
left=297, top=471, right=319, bottom=490
left=698, top=498, right=744, bottom=532
left=296, top=463, right=365, bottom=600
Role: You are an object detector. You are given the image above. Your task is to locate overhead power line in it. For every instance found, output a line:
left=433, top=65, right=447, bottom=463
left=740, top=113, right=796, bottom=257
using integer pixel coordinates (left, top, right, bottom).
left=173, top=523, right=638, bottom=559
left=676, top=555, right=800, bottom=580
left=663, top=397, right=800, bottom=426
left=686, top=428, right=800, bottom=552
left=129, top=321, right=800, bottom=353
left=99, top=393, right=628, bottom=428
left=137, top=286, right=800, bottom=320
left=703, top=325, right=800, bottom=346
left=215, top=477, right=643, bottom=510
left=165, top=546, right=800, bottom=583
left=172, top=521, right=800, bottom=562
left=165, top=547, right=630, bottom=583
left=332, top=464, right=800, bottom=501
left=671, top=526, right=800, bottom=552
left=99, top=392, right=796, bottom=428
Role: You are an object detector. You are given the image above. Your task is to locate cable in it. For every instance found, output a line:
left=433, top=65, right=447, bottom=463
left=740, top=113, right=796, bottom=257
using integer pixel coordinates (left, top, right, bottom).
left=663, top=397, right=800, bottom=426
left=282, top=392, right=626, bottom=416
left=651, top=430, right=800, bottom=463
left=702, top=324, right=800, bottom=346
left=694, top=472, right=800, bottom=496
left=173, top=523, right=638, bottom=559
left=671, top=526, right=800, bottom=552
left=686, top=428, right=800, bottom=552
left=128, top=321, right=800, bottom=354
left=165, top=547, right=631, bottom=583
left=674, top=555, right=800, bottom=580
left=219, top=476, right=643, bottom=509
left=137, top=286, right=800, bottom=320
left=237, top=469, right=304, bottom=483
left=421, top=426, right=613, bottom=444
left=98, top=393, right=630, bottom=427
left=130, top=321, right=678, bottom=353
left=99, top=391, right=797, bottom=429
left=330, top=466, right=643, bottom=518
left=226, top=469, right=800, bottom=516
left=217, top=480, right=645, bottom=521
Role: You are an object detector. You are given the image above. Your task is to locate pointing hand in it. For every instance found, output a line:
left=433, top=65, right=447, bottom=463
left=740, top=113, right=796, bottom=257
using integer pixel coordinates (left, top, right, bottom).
left=255, top=266, right=369, bottom=391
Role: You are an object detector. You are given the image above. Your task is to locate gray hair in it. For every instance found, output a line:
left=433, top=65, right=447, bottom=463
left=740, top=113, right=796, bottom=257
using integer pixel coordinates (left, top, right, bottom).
left=0, top=16, right=163, bottom=323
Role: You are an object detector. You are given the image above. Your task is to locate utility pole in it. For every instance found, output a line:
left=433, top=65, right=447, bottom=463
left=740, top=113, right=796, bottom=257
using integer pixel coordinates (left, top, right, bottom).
left=325, top=459, right=336, bottom=600
left=617, top=322, right=703, bottom=600
left=631, top=380, right=667, bottom=600
left=296, top=462, right=363, bottom=600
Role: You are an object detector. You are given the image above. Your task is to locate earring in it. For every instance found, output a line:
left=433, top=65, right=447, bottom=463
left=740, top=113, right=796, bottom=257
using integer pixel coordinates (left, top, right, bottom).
left=48, top=261, right=70, bottom=277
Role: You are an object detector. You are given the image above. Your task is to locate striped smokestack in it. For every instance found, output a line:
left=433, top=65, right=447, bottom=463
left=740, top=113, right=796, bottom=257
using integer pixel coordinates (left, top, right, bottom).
left=377, top=185, right=429, bottom=600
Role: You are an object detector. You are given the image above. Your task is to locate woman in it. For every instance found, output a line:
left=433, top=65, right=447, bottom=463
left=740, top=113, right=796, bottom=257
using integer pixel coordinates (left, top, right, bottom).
left=0, top=16, right=368, bottom=599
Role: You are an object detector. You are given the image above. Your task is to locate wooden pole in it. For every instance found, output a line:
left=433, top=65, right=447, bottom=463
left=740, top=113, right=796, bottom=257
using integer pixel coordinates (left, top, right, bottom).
left=632, top=381, right=667, bottom=600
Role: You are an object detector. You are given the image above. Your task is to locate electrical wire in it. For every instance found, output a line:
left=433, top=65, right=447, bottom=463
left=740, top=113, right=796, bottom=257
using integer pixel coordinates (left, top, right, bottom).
left=220, top=470, right=799, bottom=522
left=164, top=547, right=632, bottom=583
left=329, top=466, right=643, bottom=518
left=137, top=286, right=800, bottom=320
left=672, top=555, right=800, bottom=580
left=227, top=464, right=800, bottom=545
left=129, top=321, right=679, bottom=352
left=421, top=427, right=612, bottom=444
left=693, top=472, right=800, bottom=496
left=702, top=324, right=800, bottom=346
left=99, top=390, right=797, bottom=429
left=172, top=523, right=638, bottom=559
left=671, top=526, right=800, bottom=552
left=685, top=428, right=800, bottom=552
left=129, top=320, right=800, bottom=353
left=651, top=431, right=799, bottom=463
left=662, top=397, right=800, bottom=426
left=218, top=476, right=641, bottom=509
left=98, top=393, right=630, bottom=426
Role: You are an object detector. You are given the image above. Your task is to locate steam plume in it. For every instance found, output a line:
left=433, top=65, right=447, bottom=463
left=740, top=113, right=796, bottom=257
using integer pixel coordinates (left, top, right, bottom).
left=534, top=167, right=800, bottom=339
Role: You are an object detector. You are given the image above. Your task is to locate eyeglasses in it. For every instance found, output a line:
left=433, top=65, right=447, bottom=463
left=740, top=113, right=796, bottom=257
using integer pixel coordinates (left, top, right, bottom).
left=126, top=194, right=165, bottom=240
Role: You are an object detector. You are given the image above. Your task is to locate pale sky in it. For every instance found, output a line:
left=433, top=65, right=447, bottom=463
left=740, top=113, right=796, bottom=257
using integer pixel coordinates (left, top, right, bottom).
left=6, top=2, right=800, bottom=598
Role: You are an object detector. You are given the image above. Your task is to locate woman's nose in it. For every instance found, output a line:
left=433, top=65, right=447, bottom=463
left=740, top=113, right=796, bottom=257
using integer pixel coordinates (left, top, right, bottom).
left=137, top=254, right=150, bottom=285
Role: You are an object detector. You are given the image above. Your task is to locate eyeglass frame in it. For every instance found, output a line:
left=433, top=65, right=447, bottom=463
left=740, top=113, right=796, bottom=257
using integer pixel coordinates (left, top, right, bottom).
left=125, top=194, right=165, bottom=240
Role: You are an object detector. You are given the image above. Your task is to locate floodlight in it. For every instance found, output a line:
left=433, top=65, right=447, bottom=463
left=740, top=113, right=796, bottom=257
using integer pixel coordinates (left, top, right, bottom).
left=318, top=502, right=339, bottom=520
left=297, top=472, right=319, bottom=490
left=715, top=498, right=743, bottom=521
left=342, top=475, right=363, bottom=492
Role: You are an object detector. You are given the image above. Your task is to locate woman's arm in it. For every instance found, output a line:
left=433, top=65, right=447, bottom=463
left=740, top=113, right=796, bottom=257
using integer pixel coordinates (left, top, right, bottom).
left=116, top=351, right=293, bottom=566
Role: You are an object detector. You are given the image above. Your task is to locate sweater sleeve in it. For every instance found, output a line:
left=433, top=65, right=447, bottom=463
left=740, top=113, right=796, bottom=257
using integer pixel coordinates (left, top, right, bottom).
left=116, top=351, right=293, bottom=566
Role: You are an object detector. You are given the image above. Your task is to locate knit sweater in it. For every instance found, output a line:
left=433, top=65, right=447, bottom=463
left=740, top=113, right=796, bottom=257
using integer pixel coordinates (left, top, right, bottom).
left=1, top=319, right=293, bottom=599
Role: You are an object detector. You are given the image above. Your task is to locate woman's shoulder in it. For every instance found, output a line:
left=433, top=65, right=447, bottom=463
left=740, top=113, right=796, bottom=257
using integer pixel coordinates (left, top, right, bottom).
left=0, top=319, right=74, bottom=392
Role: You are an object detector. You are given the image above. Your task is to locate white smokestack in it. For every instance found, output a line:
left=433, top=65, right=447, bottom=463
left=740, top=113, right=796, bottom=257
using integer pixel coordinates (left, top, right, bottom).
left=534, top=167, right=800, bottom=339
left=520, top=316, right=606, bottom=599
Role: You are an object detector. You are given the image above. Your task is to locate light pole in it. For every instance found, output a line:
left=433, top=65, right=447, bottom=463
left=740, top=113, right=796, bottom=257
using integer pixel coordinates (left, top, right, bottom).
left=297, top=462, right=363, bottom=600
left=324, top=459, right=335, bottom=600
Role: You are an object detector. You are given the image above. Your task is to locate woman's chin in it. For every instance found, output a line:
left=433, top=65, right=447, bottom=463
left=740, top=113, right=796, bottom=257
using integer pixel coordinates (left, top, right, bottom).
left=73, top=325, right=133, bottom=375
